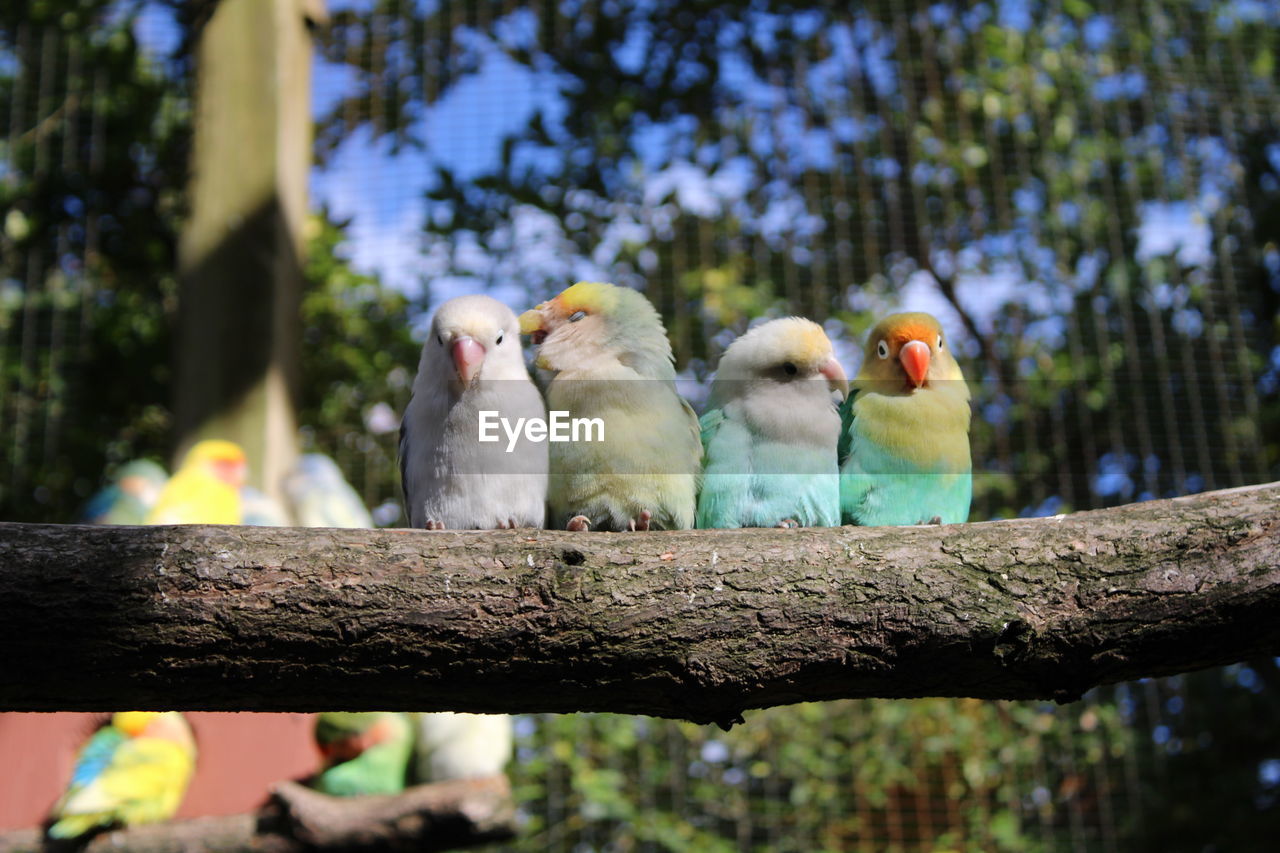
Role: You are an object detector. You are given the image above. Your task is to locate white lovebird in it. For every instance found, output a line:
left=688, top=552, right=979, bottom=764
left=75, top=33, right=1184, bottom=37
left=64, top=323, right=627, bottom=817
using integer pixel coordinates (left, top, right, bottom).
left=399, top=294, right=548, bottom=529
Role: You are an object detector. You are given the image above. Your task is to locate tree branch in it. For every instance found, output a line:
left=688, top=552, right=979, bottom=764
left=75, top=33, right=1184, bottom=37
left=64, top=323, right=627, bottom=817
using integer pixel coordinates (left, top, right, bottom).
left=2, top=482, right=1278, bottom=726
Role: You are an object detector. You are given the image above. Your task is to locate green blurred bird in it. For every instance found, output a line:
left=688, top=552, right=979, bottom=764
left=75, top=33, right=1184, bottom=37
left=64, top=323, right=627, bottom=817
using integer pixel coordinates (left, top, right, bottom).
left=313, top=712, right=414, bottom=797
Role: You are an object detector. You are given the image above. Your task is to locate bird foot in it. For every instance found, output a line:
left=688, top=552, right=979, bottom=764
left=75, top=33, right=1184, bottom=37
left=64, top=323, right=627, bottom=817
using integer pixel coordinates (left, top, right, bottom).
left=425, top=519, right=447, bottom=530
left=777, top=518, right=799, bottom=529
left=567, top=515, right=591, bottom=532
left=496, top=517, right=519, bottom=529
left=926, top=515, right=943, bottom=525
left=627, top=510, right=653, bottom=532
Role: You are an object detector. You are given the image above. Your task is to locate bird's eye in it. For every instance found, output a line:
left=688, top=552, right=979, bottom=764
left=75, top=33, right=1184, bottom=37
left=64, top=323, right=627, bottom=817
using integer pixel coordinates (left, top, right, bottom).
left=876, top=340, right=889, bottom=359
left=783, top=362, right=798, bottom=376
left=569, top=310, right=587, bottom=322
left=936, top=335, right=943, bottom=349
left=496, top=333, right=504, bottom=345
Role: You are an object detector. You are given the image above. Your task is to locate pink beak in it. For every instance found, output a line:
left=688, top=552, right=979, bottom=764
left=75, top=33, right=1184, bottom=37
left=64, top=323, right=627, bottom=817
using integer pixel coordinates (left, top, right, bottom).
left=451, top=336, right=486, bottom=385
left=899, top=339, right=931, bottom=388
left=818, top=356, right=849, bottom=398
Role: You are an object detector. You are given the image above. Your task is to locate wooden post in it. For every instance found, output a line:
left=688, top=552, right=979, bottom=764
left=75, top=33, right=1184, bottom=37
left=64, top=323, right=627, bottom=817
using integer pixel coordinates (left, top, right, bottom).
left=174, top=0, right=326, bottom=506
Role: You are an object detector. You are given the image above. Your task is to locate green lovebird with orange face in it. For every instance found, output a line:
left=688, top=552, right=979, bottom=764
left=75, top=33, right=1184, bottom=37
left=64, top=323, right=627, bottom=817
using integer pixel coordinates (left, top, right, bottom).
left=839, top=312, right=972, bottom=526
left=519, top=281, right=701, bottom=531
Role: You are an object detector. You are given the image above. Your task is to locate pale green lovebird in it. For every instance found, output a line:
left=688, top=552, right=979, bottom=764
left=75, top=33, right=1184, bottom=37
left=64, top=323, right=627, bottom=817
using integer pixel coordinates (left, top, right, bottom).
left=839, top=312, right=972, bottom=526
left=697, top=317, right=848, bottom=528
left=519, top=281, right=701, bottom=531
left=312, top=712, right=414, bottom=797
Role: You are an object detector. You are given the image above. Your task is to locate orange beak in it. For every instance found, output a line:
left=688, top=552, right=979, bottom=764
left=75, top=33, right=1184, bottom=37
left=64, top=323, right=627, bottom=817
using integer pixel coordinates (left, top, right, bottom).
left=451, top=336, right=486, bottom=385
left=818, top=356, right=849, bottom=398
left=899, top=339, right=931, bottom=388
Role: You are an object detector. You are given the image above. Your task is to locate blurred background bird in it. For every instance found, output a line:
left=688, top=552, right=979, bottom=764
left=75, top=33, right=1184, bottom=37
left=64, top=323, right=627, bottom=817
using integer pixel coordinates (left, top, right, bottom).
left=285, top=453, right=374, bottom=528
left=400, top=294, right=547, bottom=530
left=698, top=317, right=847, bottom=528
left=312, top=712, right=413, bottom=797
left=144, top=440, right=248, bottom=525
left=47, top=712, right=196, bottom=840
left=412, top=712, right=512, bottom=784
left=519, top=281, right=701, bottom=531
left=79, top=459, right=169, bottom=525
left=839, top=312, right=972, bottom=526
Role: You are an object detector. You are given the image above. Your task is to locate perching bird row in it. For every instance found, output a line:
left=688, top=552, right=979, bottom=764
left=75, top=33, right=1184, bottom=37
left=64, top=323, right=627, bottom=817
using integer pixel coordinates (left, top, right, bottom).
left=400, top=281, right=972, bottom=532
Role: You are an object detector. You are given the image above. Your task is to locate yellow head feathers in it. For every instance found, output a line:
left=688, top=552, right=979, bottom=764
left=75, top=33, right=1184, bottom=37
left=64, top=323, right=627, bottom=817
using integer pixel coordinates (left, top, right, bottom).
left=715, top=317, right=848, bottom=396
left=181, top=440, right=247, bottom=470
left=519, top=282, right=628, bottom=334
left=551, top=281, right=623, bottom=317
left=519, top=282, right=675, bottom=379
left=111, top=712, right=162, bottom=737
left=110, top=712, right=195, bottom=750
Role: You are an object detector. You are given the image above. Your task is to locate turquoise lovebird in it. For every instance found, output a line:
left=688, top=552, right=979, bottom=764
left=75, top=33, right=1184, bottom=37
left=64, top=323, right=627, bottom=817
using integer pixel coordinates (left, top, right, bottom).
left=313, top=712, right=414, bottom=797
left=697, top=317, right=848, bottom=528
left=839, top=312, right=972, bottom=526
left=519, top=281, right=701, bottom=531
left=47, top=712, right=197, bottom=839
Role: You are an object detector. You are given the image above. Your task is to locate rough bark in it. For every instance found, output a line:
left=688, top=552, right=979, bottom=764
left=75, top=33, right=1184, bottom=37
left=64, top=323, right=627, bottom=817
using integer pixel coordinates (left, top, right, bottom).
left=0, top=776, right=513, bottom=853
left=1, top=482, right=1278, bottom=726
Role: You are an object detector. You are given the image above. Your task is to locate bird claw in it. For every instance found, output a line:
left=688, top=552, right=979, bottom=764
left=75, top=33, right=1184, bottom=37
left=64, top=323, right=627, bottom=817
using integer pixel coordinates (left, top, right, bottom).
left=567, top=515, right=591, bottom=532
left=496, top=517, right=519, bottom=530
left=777, top=518, right=799, bottom=529
left=628, top=510, right=653, bottom=532
left=425, top=519, right=447, bottom=530
left=926, top=515, right=943, bottom=525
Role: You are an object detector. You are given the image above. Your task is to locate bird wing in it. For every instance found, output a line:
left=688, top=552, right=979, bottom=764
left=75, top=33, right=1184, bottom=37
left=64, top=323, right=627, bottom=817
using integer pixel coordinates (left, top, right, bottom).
left=836, top=386, right=859, bottom=466
left=681, top=394, right=704, bottom=476
left=695, top=407, right=753, bottom=529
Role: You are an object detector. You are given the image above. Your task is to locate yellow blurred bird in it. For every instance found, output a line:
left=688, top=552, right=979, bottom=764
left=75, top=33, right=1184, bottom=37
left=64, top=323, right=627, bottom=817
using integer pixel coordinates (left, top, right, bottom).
left=145, top=440, right=248, bottom=525
left=47, top=712, right=197, bottom=839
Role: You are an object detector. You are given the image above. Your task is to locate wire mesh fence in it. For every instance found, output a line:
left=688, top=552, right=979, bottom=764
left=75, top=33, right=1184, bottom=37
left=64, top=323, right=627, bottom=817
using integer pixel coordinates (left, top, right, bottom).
left=2, top=0, right=1279, bottom=849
